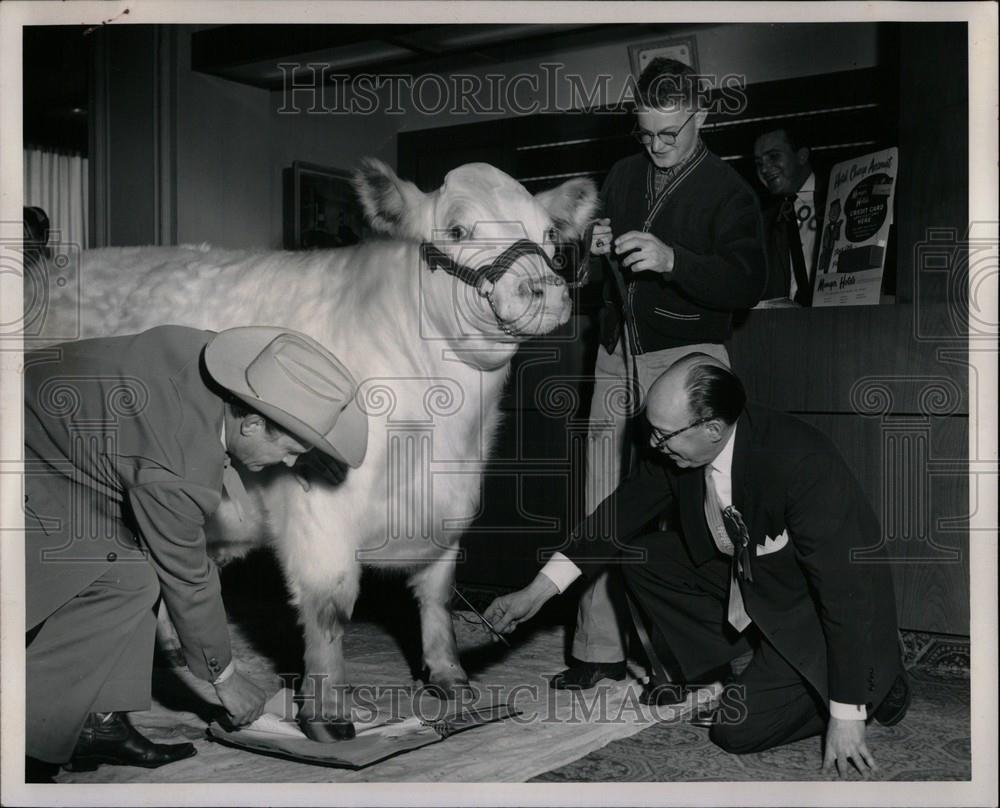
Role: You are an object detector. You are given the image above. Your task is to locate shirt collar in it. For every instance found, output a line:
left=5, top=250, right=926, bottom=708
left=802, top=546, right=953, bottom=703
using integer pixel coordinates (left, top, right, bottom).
left=796, top=171, right=816, bottom=198
left=653, top=138, right=707, bottom=180
left=710, top=422, right=738, bottom=477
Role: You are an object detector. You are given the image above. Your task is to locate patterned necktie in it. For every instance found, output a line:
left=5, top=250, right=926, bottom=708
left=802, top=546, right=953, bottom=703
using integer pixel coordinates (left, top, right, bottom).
left=703, top=467, right=752, bottom=632
left=222, top=455, right=249, bottom=522
left=779, top=194, right=812, bottom=306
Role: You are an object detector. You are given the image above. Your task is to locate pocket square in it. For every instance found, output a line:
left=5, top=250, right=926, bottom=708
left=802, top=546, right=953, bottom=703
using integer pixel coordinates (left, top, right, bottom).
left=756, top=530, right=789, bottom=557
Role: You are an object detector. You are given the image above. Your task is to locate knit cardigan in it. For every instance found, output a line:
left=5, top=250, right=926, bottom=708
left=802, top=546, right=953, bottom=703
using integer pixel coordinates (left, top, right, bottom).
left=598, top=144, right=768, bottom=353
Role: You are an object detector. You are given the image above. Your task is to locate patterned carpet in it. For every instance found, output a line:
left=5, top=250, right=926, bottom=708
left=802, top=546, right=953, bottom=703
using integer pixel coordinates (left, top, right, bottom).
left=531, top=665, right=971, bottom=782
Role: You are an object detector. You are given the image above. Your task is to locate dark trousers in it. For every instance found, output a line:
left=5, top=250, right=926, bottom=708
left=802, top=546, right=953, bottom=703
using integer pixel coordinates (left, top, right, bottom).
left=620, top=530, right=828, bottom=754
left=26, top=561, right=160, bottom=763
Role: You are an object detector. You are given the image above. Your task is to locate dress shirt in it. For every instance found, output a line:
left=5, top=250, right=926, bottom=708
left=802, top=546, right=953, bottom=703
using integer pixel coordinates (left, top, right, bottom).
left=789, top=172, right=817, bottom=300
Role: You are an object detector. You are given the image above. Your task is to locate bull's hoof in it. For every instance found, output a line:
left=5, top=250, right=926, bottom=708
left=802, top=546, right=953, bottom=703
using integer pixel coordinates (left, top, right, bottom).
left=422, top=681, right=474, bottom=702
left=297, top=715, right=356, bottom=742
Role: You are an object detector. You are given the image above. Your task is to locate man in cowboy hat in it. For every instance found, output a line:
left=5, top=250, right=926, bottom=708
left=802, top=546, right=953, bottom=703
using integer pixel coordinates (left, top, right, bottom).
left=24, top=324, right=367, bottom=781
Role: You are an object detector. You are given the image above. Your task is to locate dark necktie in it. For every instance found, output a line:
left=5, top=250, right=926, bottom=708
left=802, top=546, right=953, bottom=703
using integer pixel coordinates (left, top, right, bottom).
left=779, top=195, right=812, bottom=306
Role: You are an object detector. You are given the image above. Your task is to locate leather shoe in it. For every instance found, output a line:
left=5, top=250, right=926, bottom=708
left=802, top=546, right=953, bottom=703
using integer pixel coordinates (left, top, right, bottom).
left=63, top=712, right=196, bottom=771
left=639, top=679, right=689, bottom=707
left=25, top=756, right=59, bottom=783
left=689, top=701, right=719, bottom=728
left=872, top=672, right=911, bottom=726
left=549, top=659, right=627, bottom=690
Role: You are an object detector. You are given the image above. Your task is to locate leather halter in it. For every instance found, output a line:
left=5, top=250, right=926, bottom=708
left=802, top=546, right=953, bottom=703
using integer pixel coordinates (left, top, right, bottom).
left=420, top=224, right=595, bottom=337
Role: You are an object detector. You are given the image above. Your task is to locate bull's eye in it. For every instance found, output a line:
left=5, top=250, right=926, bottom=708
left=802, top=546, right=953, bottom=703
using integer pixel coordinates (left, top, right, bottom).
left=448, top=224, right=468, bottom=241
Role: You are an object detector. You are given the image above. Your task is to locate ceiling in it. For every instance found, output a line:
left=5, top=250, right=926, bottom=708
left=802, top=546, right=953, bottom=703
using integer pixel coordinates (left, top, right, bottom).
left=191, top=23, right=705, bottom=90
left=21, top=22, right=709, bottom=154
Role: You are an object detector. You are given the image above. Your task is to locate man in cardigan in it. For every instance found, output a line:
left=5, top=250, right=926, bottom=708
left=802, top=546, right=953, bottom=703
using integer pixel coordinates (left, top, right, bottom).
left=754, top=126, right=827, bottom=306
left=24, top=325, right=367, bottom=780
left=559, top=57, right=768, bottom=690
left=485, top=355, right=909, bottom=774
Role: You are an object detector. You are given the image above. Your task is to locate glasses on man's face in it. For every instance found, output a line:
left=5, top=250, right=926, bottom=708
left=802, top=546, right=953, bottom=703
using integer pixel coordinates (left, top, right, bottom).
left=632, top=112, right=697, bottom=148
left=649, top=416, right=712, bottom=452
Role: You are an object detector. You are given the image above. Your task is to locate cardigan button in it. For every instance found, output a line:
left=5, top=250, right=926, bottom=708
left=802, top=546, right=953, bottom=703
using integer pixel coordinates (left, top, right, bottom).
left=106, top=552, right=117, bottom=562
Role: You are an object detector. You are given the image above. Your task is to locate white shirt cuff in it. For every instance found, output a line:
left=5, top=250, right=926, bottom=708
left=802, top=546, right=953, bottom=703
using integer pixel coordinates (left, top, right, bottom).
left=212, top=660, right=236, bottom=685
left=539, top=552, right=582, bottom=594
left=829, top=700, right=867, bottom=721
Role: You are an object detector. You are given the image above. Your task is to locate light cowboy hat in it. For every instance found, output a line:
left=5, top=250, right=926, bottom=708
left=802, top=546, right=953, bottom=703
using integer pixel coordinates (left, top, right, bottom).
left=205, top=327, right=367, bottom=467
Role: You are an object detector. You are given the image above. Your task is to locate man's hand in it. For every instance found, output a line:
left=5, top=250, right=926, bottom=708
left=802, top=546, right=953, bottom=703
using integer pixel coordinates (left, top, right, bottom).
left=484, top=574, right=559, bottom=635
left=590, top=218, right=613, bottom=257
left=214, top=670, right=267, bottom=727
left=822, top=717, right=878, bottom=778
left=293, top=450, right=349, bottom=492
left=614, top=231, right=675, bottom=274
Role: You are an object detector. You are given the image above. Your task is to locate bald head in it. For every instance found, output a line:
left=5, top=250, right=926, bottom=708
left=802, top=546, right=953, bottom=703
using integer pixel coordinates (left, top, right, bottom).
left=646, top=354, right=745, bottom=468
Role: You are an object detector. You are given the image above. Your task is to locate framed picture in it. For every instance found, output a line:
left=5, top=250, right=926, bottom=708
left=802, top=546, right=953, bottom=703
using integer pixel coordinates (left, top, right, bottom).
left=282, top=161, right=368, bottom=250
left=627, top=35, right=699, bottom=79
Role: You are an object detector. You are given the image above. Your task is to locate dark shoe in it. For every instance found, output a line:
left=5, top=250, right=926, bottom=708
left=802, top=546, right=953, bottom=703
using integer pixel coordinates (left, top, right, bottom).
left=549, top=659, right=627, bottom=690
left=872, top=672, right=911, bottom=726
left=63, top=712, right=196, bottom=771
left=639, top=679, right=689, bottom=707
left=25, top=756, right=59, bottom=783
left=689, top=703, right=718, bottom=728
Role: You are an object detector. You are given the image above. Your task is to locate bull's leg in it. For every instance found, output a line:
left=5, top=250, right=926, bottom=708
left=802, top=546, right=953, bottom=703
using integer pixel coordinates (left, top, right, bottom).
left=294, top=575, right=360, bottom=742
left=408, top=547, right=470, bottom=698
left=154, top=600, right=187, bottom=669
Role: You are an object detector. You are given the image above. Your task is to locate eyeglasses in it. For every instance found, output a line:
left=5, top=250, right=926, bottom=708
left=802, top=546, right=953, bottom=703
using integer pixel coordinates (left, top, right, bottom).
left=649, top=416, right=712, bottom=451
left=631, top=112, right=697, bottom=147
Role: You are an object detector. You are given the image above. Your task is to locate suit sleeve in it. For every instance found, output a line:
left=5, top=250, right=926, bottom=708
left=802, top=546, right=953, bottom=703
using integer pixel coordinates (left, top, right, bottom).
left=128, top=478, right=232, bottom=682
left=558, top=454, right=674, bottom=578
left=784, top=450, right=890, bottom=705
left=670, top=187, right=768, bottom=310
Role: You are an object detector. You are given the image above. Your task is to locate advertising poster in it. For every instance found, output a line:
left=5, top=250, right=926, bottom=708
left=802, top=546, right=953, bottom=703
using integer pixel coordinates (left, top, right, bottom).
left=812, top=147, right=899, bottom=306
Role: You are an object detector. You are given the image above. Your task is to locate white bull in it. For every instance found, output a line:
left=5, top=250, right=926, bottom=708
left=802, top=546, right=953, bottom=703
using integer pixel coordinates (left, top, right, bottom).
left=41, top=159, right=598, bottom=740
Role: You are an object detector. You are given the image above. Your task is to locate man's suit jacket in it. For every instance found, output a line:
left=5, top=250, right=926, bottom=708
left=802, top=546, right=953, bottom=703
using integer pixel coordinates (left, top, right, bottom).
left=24, top=325, right=232, bottom=682
left=761, top=172, right=828, bottom=302
left=561, top=403, right=901, bottom=710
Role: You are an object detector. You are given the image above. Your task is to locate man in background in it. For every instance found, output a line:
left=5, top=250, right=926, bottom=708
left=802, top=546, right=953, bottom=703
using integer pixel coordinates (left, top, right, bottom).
left=753, top=126, right=826, bottom=306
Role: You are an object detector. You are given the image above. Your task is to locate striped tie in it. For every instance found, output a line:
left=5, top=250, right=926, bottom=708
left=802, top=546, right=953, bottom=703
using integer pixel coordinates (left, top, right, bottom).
left=703, top=467, right=752, bottom=632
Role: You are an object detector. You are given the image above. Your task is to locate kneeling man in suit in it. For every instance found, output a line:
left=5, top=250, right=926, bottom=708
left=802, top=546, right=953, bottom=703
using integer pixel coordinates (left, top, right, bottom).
left=24, top=325, right=367, bottom=779
left=486, top=354, right=909, bottom=776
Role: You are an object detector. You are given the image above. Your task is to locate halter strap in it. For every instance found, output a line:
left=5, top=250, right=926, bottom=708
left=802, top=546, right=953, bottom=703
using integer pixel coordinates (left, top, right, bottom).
left=420, top=231, right=593, bottom=336
left=420, top=238, right=560, bottom=292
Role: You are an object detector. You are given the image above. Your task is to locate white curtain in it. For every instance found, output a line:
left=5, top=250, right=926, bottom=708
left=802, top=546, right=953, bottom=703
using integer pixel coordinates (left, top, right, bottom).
left=24, top=148, right=89, bottom=250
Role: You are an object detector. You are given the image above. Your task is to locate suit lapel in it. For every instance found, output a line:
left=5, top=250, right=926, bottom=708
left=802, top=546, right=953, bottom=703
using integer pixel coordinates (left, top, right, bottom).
left=674, top=464, right=716, bottom=566
left=731, top=408, right=765, bottom=548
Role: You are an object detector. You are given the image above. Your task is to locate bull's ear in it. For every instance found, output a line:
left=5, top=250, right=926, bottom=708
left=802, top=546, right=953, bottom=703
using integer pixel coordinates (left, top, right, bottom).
left=534, top=177, right=600, bottom=241
left=353, top=158, right=426, bottom=238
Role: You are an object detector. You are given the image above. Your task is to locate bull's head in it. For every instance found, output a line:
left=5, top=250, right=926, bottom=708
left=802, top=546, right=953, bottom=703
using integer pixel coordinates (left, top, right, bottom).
left=354, top=159, right=598, bottom=344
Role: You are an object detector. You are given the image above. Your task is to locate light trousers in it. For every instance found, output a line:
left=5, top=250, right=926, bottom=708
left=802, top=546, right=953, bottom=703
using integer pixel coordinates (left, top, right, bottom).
left=573, top=338, right=731, bottom=663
